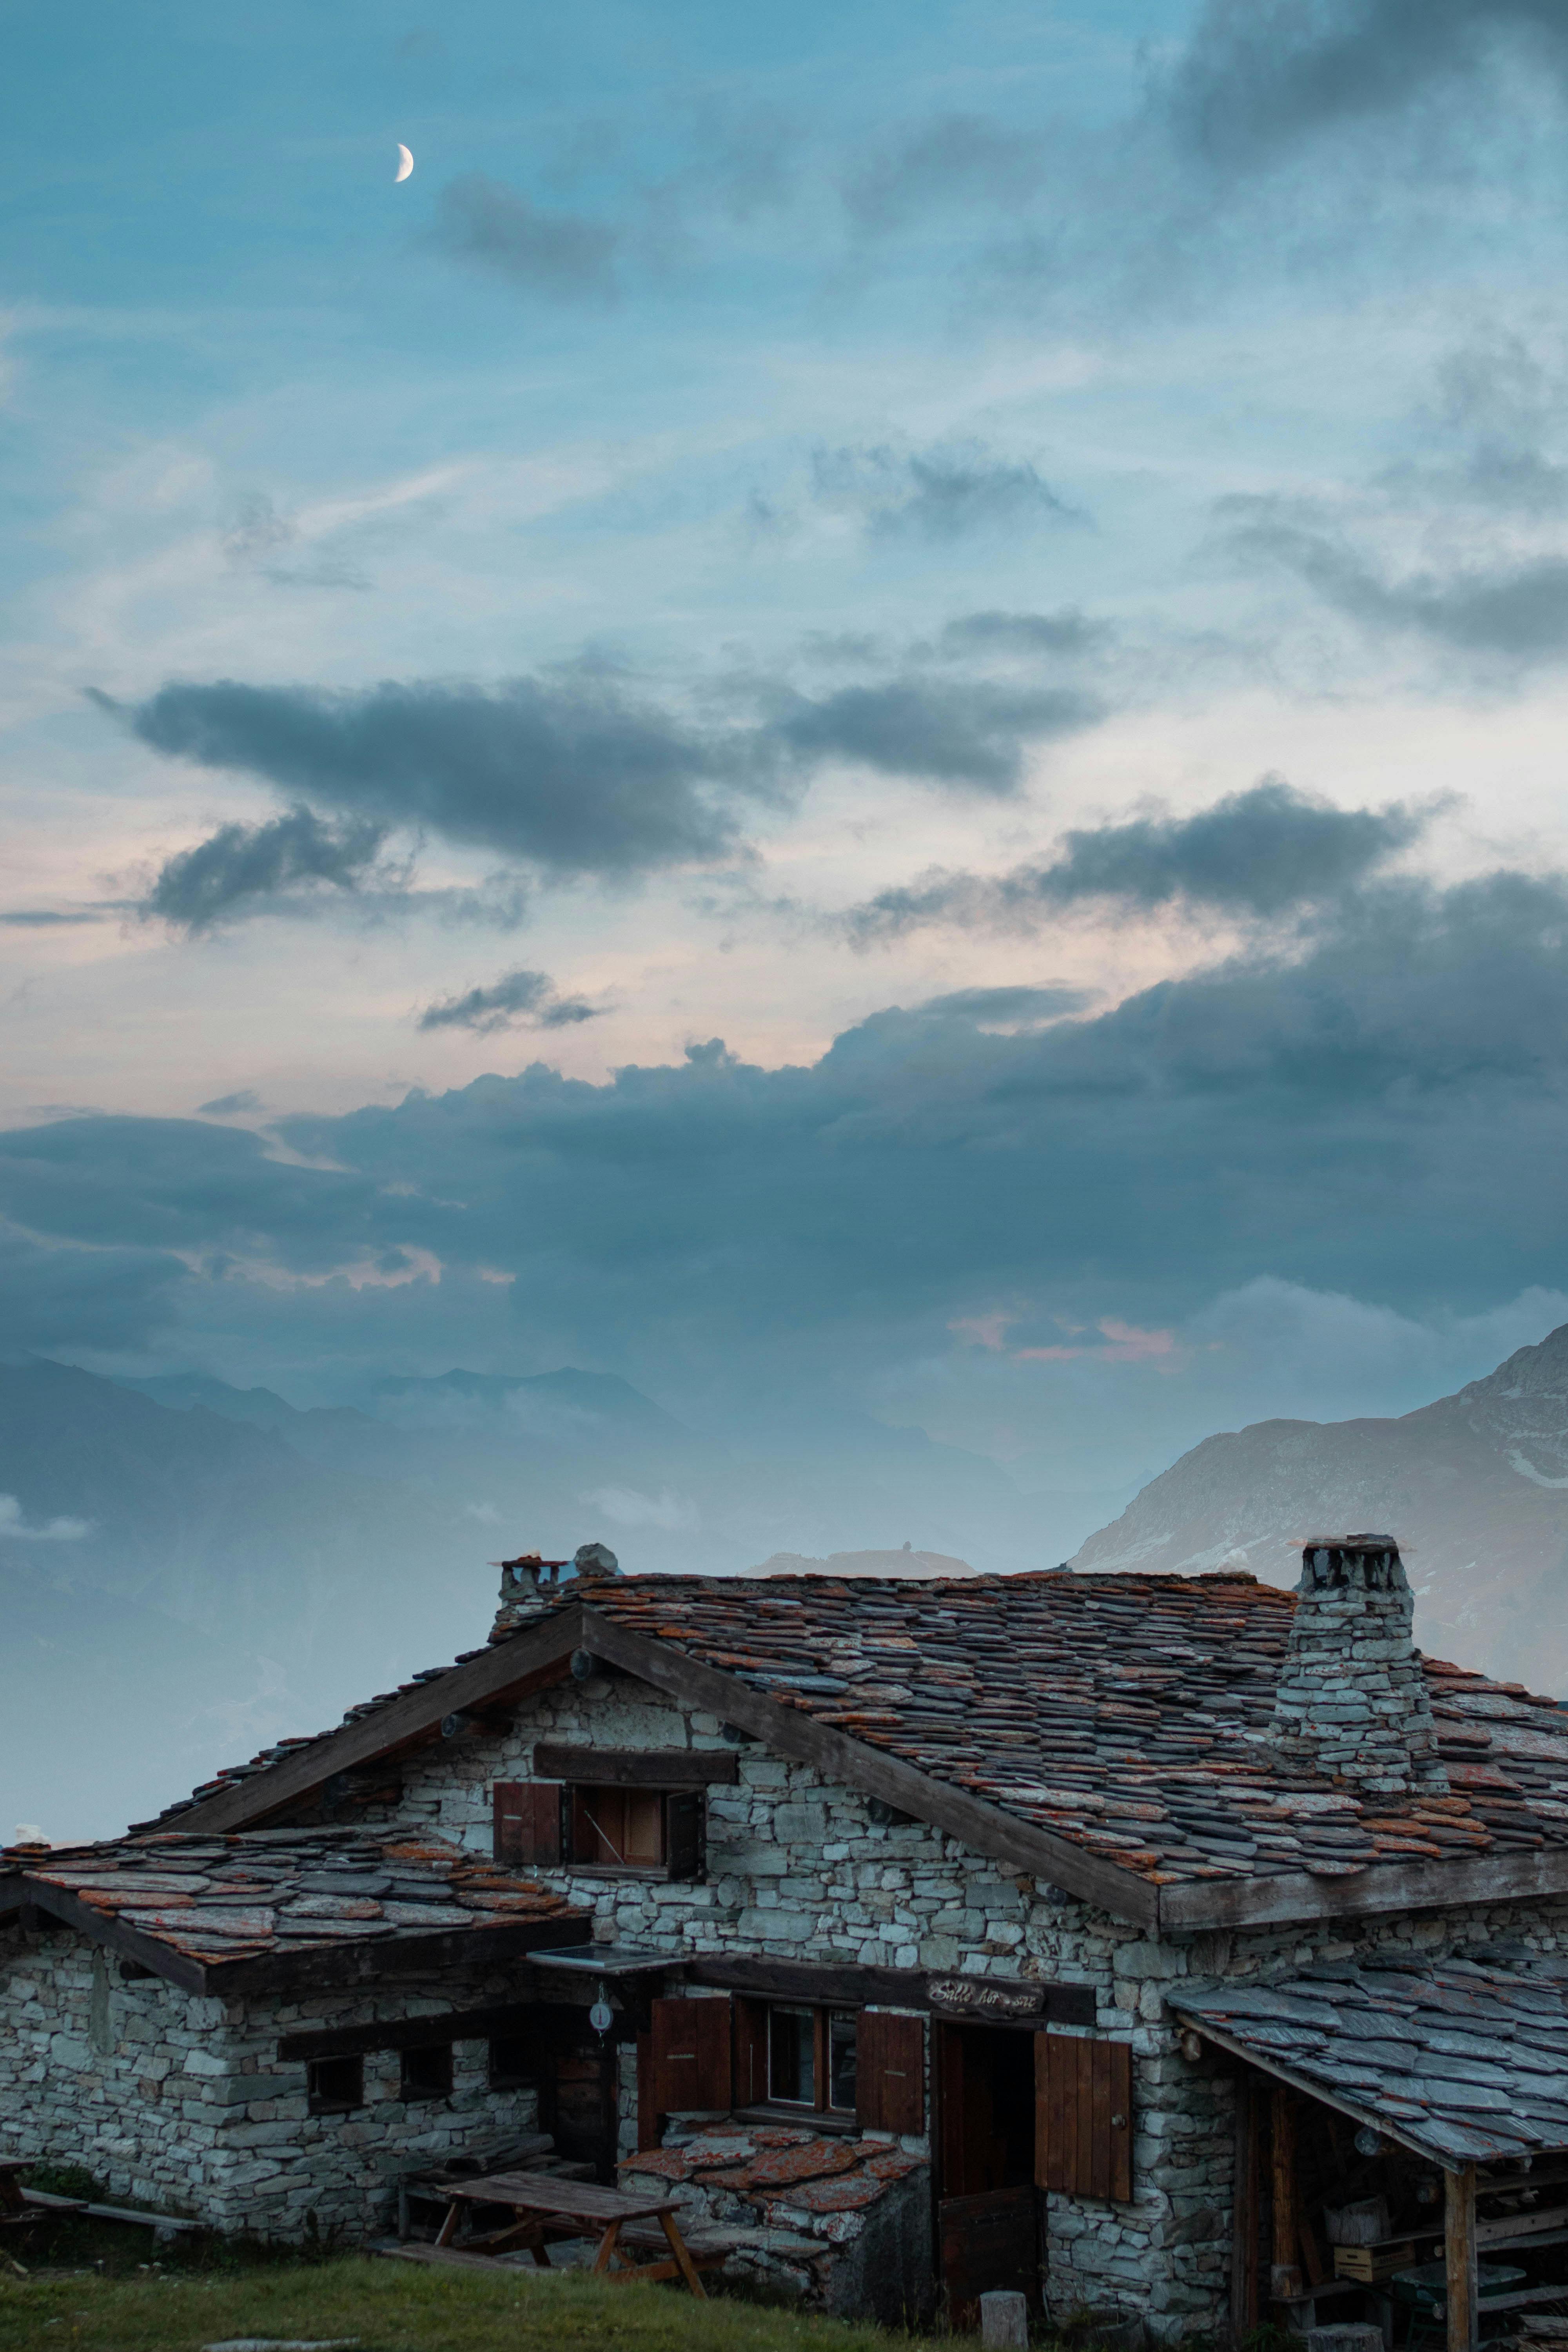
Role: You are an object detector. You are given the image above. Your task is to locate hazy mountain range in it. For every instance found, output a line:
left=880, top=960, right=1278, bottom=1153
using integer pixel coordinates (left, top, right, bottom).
left=12, top=1325, right=1568, bottom=1843
left=1072, top=1320, right=1568, bottom=1690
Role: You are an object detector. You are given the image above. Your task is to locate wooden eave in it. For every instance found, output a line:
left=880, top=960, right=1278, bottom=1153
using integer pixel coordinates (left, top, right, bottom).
left=15, top=1877, right=590, bottom=1999
left=161, top=1602, right=1568, bottom=1935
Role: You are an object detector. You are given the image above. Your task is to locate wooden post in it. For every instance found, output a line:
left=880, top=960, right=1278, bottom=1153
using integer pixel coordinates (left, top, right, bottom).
left=1230, top=2070, right=1260, bottom=2332
left=1446, top=2163, right=1477, bottom=2352
left=1270, top=2085, right=1303, bottom=2301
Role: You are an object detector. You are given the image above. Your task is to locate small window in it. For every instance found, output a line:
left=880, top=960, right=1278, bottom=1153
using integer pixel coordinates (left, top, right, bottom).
left=401, top=2042, right=453, bottom=2102
left=489, top=2036, right=534, bottom=2089
left=307, top=2053, right=363, bottom=2113
left=765, top=2004, right=857, bottom=2113
left=570, top=1786, right=666, bottom=1868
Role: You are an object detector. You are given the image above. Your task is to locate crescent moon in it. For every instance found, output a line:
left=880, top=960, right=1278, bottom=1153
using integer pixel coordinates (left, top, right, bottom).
left=395, top=144, right=414, bottom=182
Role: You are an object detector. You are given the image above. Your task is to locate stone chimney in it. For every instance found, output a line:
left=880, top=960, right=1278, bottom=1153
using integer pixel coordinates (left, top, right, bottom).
left=1269, top=1535, right=1449, bottom=1797
left=488, top=1541, right=620, bottom=1642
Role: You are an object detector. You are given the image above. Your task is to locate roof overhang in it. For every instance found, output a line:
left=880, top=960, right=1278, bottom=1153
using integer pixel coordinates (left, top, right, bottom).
left=15, top=1877, right=591, bottom=1998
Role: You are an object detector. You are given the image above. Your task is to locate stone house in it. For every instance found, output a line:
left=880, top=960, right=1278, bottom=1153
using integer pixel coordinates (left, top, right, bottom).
left=7, top=1535, right=1568, bottom=2344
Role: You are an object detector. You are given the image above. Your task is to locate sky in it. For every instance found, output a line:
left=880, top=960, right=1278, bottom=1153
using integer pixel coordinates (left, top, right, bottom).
left=7, top=0, right=1568, bottom=1510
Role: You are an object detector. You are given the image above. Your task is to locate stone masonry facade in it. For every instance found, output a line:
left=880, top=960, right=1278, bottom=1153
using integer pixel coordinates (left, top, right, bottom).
left=0, top=1929, right=544, bottom=2241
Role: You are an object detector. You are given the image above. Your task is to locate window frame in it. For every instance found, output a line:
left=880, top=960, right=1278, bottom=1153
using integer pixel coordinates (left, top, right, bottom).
left=762, top=2001, right=858, bottom=2117
left=306, top=2052, right=364, bottom=2114
left=563, top=1783, right=706, bottom=1880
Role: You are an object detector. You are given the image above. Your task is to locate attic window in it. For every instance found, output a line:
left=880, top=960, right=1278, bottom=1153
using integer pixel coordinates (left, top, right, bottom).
left=494, top=1779, right=704, bottom=1879
left=570, top=1786, right=664, bottom=1867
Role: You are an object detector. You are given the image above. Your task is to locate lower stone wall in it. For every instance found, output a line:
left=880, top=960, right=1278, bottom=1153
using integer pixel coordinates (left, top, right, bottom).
left=0, top=1920, right=544, bottom=2242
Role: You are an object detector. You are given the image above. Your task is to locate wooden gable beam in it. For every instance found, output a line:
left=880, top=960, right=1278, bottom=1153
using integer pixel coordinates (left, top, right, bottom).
left=1156, top=1843, right=1568, bottom=1932
left=18, top=1881, right=211, bottom=1995
left=172, top=1606, right=588, bottom=1833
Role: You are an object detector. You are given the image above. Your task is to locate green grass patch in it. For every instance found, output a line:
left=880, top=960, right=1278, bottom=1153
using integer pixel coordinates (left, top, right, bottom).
left=0, top=2254, right=941, bottom=2352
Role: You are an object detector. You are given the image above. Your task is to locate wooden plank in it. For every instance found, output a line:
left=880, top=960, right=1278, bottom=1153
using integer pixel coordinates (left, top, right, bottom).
left=1231, top=2071, right=1260, bottom=2332
left=1034, top=2031, right=1051, bottom=2193
left=635, top=2029, right=657, bottom=2152
left=279, top=2006, right=550, bottom=2061
left=939, top=2186, right=1040, bottom=2328
left=211, top=1912, right=591, bottom=1997
left=1448, top=2162, right=1478, bottom=2352
left=732, top=1997, right=767, bottom=2112
left=577, top=1613, right=1162, bottom=1926
left=1107, top=2038, right=1132, bottom=2204
left=439, top=2172, right=679, bottom=2220
left=1158, top=1847, right=1568, bottom=1933
left=687, top=1953, right=1094, bottom=2024
left=1272, top=2085, right=1299, bottom=2298
left=16, top=1883, right=211, bottom=1994
left=172, top=1609, right=588, bottom=1833
left=533, top=1746, right=737, bottom=1786
left=1075, top=2041, right=1094, bottom=2203
left=1476, top=2205, right=1568, bottom=2247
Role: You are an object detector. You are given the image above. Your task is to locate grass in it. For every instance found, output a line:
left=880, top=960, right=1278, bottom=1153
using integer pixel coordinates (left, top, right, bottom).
left=0, top=2255, right=943, bottom=2352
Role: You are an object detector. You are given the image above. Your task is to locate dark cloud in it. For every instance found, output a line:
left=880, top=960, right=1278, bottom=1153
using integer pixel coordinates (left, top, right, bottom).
left=104, top=678, right=762, bottom=880
left=432, top=176, right=619, bottom=301
left=842, top=116, right=1045, bottom=231
left=810, top=443, right=1080, bottom=539
left=142, top=806, right=393, bottom=934
left=938, top=610, right=1112, bottom=657
left=9, top=870, right=1568, bottom=1379
left=1225, top=503, right=1568, bottom=658
left=417, top=968, right=603, bottom=1035
left=198, top=1091, right=263, bottom=1117
left=1168, top=0, right=1568, bottom=168
left=774, top=680, right=1101, bottom=793
left=843, top=778, right=1435, bottom=940
left=0, top=907, right=114, bottom=927
left=0, top=1219, right=188, bottom=1355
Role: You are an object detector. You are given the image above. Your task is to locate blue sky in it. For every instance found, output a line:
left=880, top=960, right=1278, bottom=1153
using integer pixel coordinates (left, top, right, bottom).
left=7, top=0, right=1568, bottom=1514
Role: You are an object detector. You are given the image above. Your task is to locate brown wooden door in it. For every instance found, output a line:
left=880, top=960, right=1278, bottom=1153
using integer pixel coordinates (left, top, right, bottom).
left=935, top=2021, right=1043, bottom=2324
left=641, top=1995, right=733, bottom=2145
left=519, top=2005, right=617, bottom=2183
left=1034, top=2031, right=1133, bottom=2205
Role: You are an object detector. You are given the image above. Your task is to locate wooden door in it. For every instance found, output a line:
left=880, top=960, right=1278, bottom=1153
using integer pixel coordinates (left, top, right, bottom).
left=935, top=2022, right=1044, bottom=2325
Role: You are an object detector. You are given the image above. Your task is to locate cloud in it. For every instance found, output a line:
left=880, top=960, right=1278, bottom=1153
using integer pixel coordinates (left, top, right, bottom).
left=1226, top=503, right=1568, bottom=658
left=0, top=907, right=115, bottom=927
left=432, top=175, right=619, bottom=301
left=8, top=869, right=1568, bottom=1381
left=416, top=968, right=603, bottom=1035
left=842, top=777, right=1434, bottom=940
left=143, top=806, right=394, bottom=933
left=810, top=443, right=1080, bottom=539
left=0, top=1495, right=91, bottom=1543
left=221, top=494, right=369, bottom=591
left=774, top=679, right=1102, bottom=793
left=842, top=116, right=1045, bottom=230
left=915, top=984, right=1093, bottom=1029
left=103, top=677, right=765, bottom=880
left=198, top=1090, right=263, bottom=1116
left=937, top=610, right=1113, bottom=657
left=1167, top=0, right=1568, bottom=169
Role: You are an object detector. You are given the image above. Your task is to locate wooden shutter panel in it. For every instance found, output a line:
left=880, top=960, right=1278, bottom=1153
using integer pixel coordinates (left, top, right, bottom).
left=649, top=1995, right=733, bottom=2118
left=1035, top=2032, right=1132, bottom=2204
left=856, top=2009, right=925, bottom=2134
left=665, top=1789, right=704, bottom=1880
left=732, top=1996, right=768, bottom=2109
left=493, top=1780, right=561, bottom=1867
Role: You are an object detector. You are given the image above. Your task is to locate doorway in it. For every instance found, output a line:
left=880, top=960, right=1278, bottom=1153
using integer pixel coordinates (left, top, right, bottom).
left=935, top=2022, right=1043, bottom=2326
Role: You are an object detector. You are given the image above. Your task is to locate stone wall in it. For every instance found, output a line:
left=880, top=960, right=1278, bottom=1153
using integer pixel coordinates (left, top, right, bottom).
left=0, top=1921, right=544, bottom=2241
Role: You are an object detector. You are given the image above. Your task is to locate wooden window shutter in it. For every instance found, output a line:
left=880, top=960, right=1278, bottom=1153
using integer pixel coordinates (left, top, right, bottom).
left=732, top=1996, right=768, bottom=2109
left=1035, top=2032, right=1133, bottom=2204
left=856, top=2009, right=925, bottom=2134
left=665, top=1789, right=704, bottom=1880
left=649, top=1995, right=732, bottom=2118
left=492, top=1780, right=561, bottom=1868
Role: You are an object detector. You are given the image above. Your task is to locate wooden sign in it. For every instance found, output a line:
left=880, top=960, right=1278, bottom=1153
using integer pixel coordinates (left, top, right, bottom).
left=926, top=1973, right=1045, bottom=2020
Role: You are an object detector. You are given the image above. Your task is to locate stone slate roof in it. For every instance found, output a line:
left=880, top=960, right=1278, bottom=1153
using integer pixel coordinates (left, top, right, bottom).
left=1174, top=1948, right=1568, bottom=2165
left=127, top=1569, right=1568, bottom=1894
left=577, top=1572, right=1568, bottom=1890
left=0, top=1827, right=583, bottom=1977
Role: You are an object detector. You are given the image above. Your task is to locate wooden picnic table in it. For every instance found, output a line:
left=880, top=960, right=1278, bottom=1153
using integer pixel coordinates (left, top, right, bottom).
left=431, top=2171, right=712, bottom=2296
